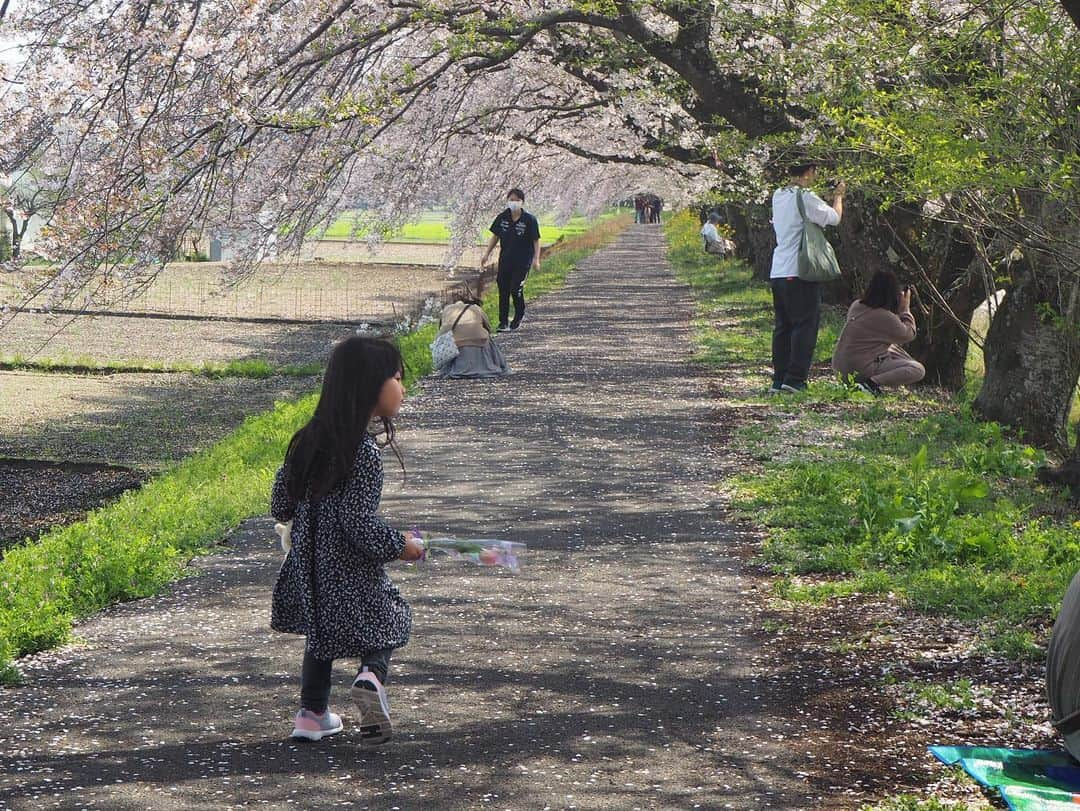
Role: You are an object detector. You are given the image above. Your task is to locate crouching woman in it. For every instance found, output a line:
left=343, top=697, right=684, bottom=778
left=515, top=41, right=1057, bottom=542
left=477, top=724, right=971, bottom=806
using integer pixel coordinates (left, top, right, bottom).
left=436, top=287, right=510, bottom=379
left=832, top=270, right=925, bottom=395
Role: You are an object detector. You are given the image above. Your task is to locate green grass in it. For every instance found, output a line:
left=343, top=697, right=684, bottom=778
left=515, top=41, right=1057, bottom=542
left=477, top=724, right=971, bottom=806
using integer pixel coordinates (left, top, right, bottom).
left=889, top=678, right=987, bottom=720
left=0, top=355, right=322, bottom=379
left=664, top=208, right=1080, bottom=650
left=0, top=213, right=628, bottom=684
left=861, top=797, right=979, bottom=811
left=318, top=207, right=619, bottom=246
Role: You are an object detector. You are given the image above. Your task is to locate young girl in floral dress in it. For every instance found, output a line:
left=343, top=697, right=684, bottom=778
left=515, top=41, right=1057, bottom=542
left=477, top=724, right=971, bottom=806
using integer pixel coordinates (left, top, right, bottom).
left=270, top=336, right=424, bottom=744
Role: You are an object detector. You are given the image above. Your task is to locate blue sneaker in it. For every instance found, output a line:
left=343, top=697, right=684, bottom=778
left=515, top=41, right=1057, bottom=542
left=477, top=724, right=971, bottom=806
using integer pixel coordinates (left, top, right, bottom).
left=291, top=708, right=343, bottom=741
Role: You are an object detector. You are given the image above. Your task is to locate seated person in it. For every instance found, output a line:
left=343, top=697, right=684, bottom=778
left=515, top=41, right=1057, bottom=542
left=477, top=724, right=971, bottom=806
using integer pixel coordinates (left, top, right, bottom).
left=832, top=270, right=925, bottom=395
left=1048, top=569, right=1080, bottom=760
left=436, top=286, right=510, bottom=379
left=700, top=212, right=734, bottom=256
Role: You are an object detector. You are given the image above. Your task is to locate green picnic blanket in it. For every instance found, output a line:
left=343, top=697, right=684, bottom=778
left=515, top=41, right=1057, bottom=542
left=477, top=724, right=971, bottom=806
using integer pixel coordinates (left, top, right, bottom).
left=929, top=746, right=1080, bottom=810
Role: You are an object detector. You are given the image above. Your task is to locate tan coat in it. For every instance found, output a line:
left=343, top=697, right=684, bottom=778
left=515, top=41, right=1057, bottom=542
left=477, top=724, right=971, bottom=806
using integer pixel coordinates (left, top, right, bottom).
left=832, top=301, right=917, bottom=376
left=439, top=302, right=491, bottom=348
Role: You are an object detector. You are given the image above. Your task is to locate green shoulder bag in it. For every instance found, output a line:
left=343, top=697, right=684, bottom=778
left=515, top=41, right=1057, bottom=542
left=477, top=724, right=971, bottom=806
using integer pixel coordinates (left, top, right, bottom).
left=796, top=189, right=841, bottom=282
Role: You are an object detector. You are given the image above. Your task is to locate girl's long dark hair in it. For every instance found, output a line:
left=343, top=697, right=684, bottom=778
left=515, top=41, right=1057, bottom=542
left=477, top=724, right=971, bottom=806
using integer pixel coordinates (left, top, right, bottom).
left=284, top=336, right=404, bottom=502
left=860, top=270, right=902, bottom=314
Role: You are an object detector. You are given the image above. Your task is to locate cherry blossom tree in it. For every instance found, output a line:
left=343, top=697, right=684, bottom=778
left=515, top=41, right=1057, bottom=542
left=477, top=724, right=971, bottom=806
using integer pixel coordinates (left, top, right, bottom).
left=3, top=0, right=783, bottom=308
left=1, top=0, right=1078, bottom=472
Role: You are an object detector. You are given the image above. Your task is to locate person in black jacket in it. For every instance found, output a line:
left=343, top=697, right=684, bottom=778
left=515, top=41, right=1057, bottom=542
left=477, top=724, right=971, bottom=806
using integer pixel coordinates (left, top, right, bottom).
left=480, top=188, right=541, bottom=332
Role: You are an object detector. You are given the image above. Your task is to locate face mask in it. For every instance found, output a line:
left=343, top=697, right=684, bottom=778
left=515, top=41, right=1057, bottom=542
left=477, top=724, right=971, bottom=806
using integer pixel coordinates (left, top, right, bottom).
left=507, top=200, right=522, bottom=212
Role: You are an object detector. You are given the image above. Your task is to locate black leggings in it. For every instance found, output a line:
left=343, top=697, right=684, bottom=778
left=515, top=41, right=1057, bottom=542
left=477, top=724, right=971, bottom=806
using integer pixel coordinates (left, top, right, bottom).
left=300, top=648, right=392, bottom=714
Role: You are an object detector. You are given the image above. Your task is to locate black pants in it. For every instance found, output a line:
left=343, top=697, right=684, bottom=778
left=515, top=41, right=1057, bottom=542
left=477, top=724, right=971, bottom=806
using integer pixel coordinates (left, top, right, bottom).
left=300, top=648, right=392, bottom=714
left=771, top=278, right=821, bottom=388
left=497, top=266, right=528, bottom=327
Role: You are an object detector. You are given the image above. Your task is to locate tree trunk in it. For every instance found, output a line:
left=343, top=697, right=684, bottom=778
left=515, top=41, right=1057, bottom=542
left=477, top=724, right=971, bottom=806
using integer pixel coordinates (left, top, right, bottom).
left=905, top=232, right=981, bottom=390
left=911, top=268, right=982, bottom=389
left=11, top=218, right=25, bottom=259
left=973, top=253, right=1080, bottom=453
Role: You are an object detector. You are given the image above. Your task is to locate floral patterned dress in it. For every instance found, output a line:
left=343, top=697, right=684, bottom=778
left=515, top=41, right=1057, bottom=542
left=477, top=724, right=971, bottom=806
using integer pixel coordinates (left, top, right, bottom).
left=270, top=434, right=411, bottom=660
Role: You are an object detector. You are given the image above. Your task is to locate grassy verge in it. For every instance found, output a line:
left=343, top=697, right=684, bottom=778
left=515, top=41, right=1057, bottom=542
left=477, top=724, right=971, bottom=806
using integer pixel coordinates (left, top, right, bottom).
left=665, top=208, right=1078, bottom=649
left=664, top=210, right=842, bottom=370
left=0, top=215, right=629, bottom=684
left=0, top=356, right=322, bottom=379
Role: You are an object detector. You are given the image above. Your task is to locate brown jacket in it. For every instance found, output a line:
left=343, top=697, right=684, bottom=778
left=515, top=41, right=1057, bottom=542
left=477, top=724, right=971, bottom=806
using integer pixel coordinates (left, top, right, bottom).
left=832, top=301, right=917, bottom=376
left=439, top=302, right=491, bottom=348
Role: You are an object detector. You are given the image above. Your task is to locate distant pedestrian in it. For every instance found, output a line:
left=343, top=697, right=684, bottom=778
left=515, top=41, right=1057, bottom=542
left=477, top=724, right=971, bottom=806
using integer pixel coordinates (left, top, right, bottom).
left=832, top=270, right=925, bottom=395
left=634, top=195, right=645, bottom=224
left=436, top=284, right=510, bottom=378
left=480, top=188, right=541, bottom=332
left=768, top=161, right=845, bottom=394
left=270, top=336, right=425, bottom=744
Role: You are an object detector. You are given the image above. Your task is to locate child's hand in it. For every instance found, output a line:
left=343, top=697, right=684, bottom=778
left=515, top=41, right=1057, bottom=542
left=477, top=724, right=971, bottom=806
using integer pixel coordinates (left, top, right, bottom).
left=400, top=531, right=425, bottom=562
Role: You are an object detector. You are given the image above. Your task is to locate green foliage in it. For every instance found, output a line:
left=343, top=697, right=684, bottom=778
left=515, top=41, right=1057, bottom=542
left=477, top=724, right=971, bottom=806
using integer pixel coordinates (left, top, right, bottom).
left=977, top=623, right=1045, bottom=662
left=861, top=794, right=977, bottom=811
left=891, top=678, right=985, bottom=720
left=666, top=207, right=1078, bottom=644
left=0, top=213, right=626, bottom=679
left=734, top=437, right=1075, bottom=621
left=793, top=0, right=1080, bottom=204
left=0, top=394, right=317, bottom=666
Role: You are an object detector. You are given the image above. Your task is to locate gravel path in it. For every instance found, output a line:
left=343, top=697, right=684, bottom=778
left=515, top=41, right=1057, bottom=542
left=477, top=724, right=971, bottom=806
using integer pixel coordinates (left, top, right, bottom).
left=0, top=226, right=820, bottom=810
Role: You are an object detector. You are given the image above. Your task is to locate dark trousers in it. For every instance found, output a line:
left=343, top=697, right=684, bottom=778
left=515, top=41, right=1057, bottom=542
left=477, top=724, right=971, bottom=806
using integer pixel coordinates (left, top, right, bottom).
left=300, top=648, right=392, bottom=714
left=771, top=278, right=821, bottom=388
left=497, top=266, right=528, bottom=327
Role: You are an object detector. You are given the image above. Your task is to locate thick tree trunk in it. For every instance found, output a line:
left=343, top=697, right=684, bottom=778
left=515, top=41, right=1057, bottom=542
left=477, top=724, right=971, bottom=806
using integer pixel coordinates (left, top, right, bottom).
left=973, top=254, right=1080, bottom=453
left=912, top=270, right=982, bottom=389
left=906, top=235, right=981, bottom=390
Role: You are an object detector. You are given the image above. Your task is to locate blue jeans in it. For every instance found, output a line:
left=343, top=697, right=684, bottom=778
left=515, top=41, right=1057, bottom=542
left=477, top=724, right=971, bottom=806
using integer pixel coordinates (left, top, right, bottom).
left=771, top=278, right=821, bottom=388
left=300, top=648, right=392, bottom=713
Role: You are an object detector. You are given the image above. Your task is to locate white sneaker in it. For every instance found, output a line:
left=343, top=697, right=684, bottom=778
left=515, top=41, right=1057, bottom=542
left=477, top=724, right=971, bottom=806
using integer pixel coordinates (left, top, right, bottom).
left=351, top=669, right=392, bottom=745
